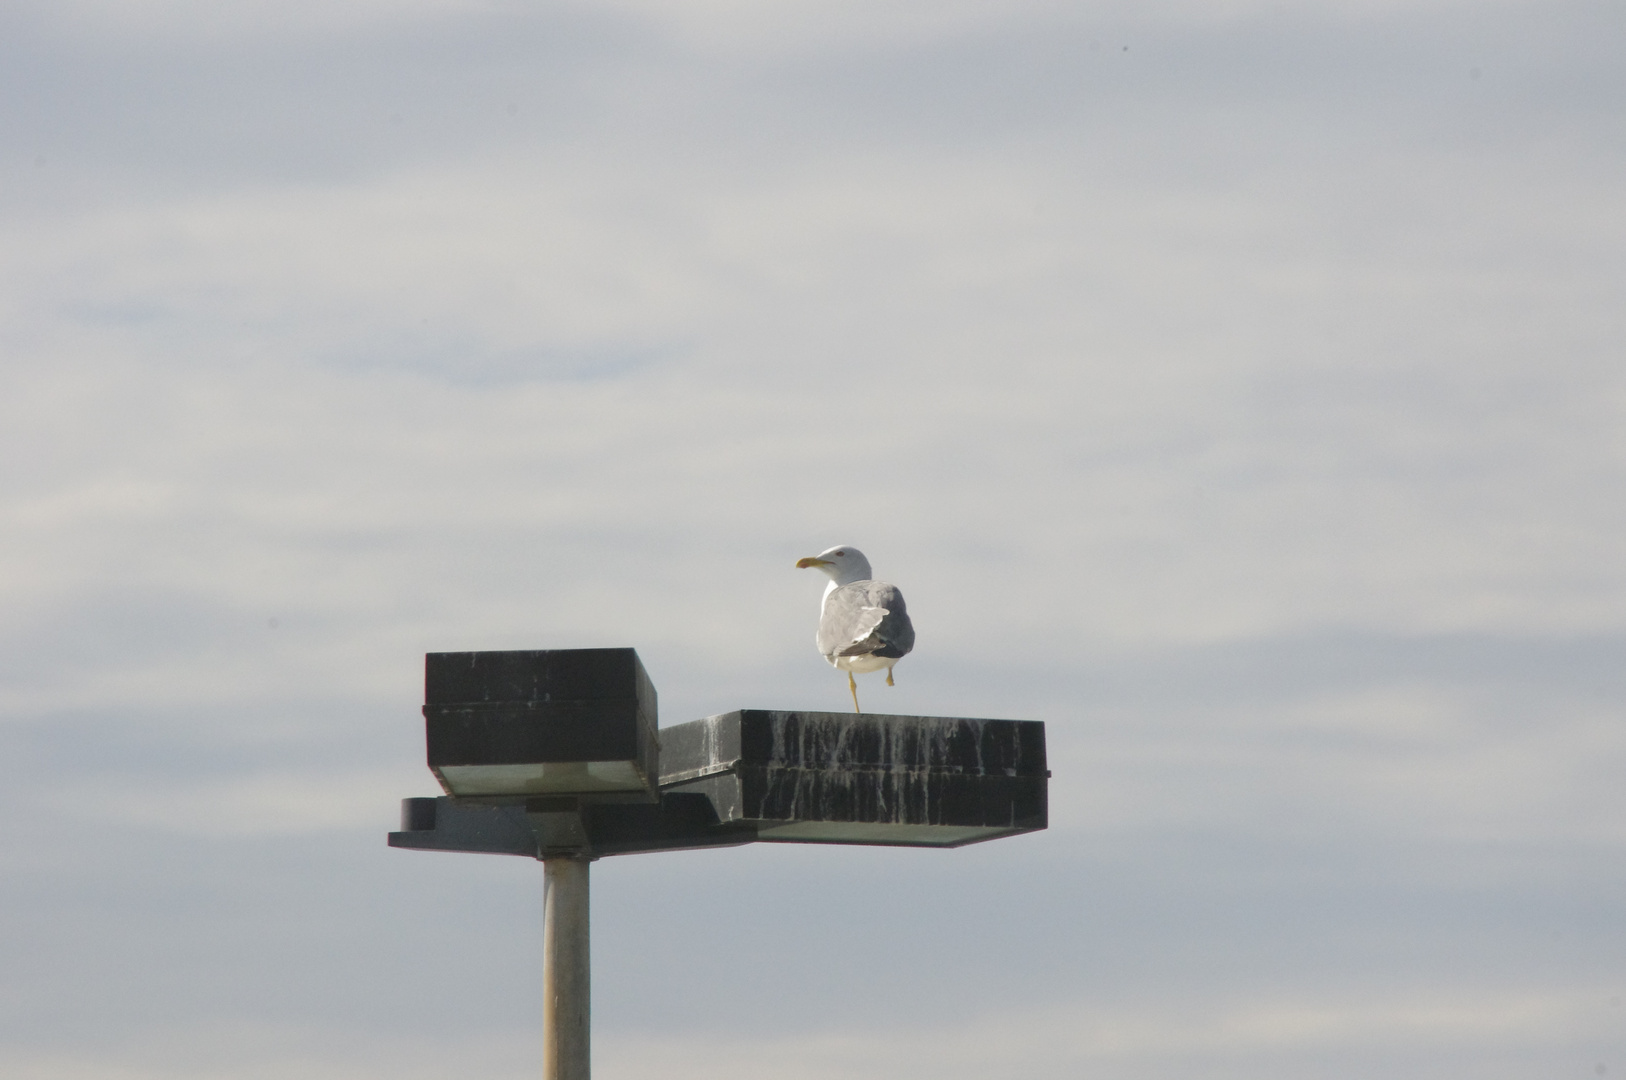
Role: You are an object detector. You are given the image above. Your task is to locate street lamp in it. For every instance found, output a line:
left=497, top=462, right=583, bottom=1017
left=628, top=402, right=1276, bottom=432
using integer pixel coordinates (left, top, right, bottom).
left=391, top=647, right=1048, bottom=1079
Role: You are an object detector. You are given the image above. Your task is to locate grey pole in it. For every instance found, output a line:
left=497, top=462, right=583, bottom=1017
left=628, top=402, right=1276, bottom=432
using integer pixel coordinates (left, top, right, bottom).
left=542, top=857, right=591, bottom=1080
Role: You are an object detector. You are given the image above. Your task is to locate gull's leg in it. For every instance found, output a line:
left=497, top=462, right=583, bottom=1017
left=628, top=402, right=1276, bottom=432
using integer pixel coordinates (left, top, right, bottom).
left=848, top=670, right=861, bottom=713
left=886, top=664, right=896, bottom=687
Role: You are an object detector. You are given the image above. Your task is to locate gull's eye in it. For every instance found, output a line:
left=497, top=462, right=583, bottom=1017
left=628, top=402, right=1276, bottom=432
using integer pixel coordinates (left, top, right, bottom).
left=834, top=550, right=845, bottom=556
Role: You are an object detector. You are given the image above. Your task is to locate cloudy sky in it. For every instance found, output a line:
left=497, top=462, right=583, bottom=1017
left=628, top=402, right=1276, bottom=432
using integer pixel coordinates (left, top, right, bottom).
left=2, top=0, right=1623, bottom=1076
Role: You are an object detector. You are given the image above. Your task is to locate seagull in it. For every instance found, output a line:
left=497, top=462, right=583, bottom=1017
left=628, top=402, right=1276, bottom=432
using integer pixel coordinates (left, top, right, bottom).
left=795, top=545, right=915, bottom=713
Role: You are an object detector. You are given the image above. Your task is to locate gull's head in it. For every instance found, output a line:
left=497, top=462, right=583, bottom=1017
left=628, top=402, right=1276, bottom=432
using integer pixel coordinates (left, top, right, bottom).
left=795, top=545, right=873, bottom=586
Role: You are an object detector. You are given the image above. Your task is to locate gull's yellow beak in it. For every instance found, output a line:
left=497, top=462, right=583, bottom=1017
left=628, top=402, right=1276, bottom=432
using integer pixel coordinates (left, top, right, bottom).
left=796, top=557, right=833, bottom=569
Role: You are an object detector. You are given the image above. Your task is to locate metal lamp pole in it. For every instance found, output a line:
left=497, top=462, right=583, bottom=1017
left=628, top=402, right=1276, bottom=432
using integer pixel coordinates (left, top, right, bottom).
left=543, top=857, right=591, bottom=1080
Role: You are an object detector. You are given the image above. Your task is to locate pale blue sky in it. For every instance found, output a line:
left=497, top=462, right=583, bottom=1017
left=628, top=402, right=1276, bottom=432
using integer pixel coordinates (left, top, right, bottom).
left=2, top=1, right=1623, bottom=1077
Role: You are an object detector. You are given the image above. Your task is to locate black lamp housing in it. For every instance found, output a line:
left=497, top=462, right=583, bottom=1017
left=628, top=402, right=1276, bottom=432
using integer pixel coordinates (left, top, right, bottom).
left=424, top=648, right=660, bottom=802
left=394, top=648, right=1048, bottom=858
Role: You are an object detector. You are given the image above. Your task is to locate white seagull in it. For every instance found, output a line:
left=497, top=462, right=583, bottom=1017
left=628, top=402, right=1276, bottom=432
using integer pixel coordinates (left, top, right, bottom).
left=795, top=545, right=915, bottom=713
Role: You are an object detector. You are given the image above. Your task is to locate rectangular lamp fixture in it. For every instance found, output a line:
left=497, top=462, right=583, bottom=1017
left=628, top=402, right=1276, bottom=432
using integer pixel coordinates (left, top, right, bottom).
left=424, top=648, right=660, bottom=801
left=658, top=710, right=1047, bottom=847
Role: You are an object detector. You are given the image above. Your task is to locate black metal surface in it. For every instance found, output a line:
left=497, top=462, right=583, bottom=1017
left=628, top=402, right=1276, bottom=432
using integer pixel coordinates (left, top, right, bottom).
left=577, top=794, right=757, bottom=857
left=425, top=648, right=656, bottom=706
left=388, top=797, right=540, bottom=857
left=393, top=651, right=1049, bottom=857
left=401, top=796, right=438, bottom=832
left=660, top=711, right=1048, bottom=845
left=388, top=795, right=757, bottom=859
left=427, top=702, right=650, bottom=764
left=735, top=710, right=1046, bottom=774
left=422, top=648, right=659, bottom=796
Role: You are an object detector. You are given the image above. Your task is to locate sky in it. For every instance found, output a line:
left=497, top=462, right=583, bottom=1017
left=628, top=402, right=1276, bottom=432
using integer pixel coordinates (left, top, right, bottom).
left=1, top=0, right=1624, bottom=1076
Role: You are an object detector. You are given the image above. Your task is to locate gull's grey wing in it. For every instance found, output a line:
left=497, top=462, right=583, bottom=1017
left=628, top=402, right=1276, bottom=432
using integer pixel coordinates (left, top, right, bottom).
left=817, top=581, right=915, bottom=660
